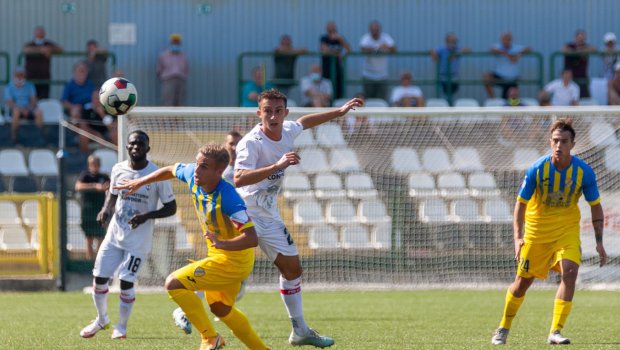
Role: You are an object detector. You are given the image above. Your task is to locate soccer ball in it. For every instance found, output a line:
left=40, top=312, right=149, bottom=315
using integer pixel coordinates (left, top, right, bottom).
left=99, top=77, right=138, bottom=116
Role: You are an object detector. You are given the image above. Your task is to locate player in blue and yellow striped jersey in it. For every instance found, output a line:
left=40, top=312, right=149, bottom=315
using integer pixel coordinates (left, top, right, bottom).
left=491, top=118, right=608, bottom=346
left=115, top=142, right=268, bottom=350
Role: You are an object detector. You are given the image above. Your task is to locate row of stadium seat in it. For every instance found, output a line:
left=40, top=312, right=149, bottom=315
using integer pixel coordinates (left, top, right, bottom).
left=283, top=172, right=378, bottom=200
left=293, top=198, right=391, bottom=226
left=332, top=96, right=602, bottom=108
left=307, top=223, right=391, bottom=250
left=285, top=147, right=363, bottom=174
left=418, top=198, right=512, bottom=224
left=408, top=171, right=501, bottom=200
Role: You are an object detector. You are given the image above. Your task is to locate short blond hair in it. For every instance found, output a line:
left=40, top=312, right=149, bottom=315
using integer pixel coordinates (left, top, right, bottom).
left=198, top=142, right=229, bottom=166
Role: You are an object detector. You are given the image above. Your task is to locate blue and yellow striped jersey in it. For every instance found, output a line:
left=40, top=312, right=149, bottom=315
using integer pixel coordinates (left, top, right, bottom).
left=517, top=155, right=600, bottom=243
left=173, top=163, right=254, bottom=268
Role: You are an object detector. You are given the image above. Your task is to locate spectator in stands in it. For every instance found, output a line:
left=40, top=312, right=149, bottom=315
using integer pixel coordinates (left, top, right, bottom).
left=607, top=63, right=620, bottom=105
left=320, top=21, right=351, bottom=99
left=241, top=66, right=273, bottom=107
left=563, top=30, right=596, bottom=98
left=389, top=71, right=425, bottom=107
left=504, top=86, right=525, bottom=107
left=75, top=154, right=110, bottom=260
left=601, top=32, right=619, bottom=80
left=483, top=32, right=531, bottom=99
left=538, top=90, right=552, bottom=107
left=4, top=67, right=43, bottom=144
left=359, top=20, right=397, bottom=100
left=430, top=32, right=471, bottom=100
left=300, top=64, right=333, bottom=107
left=62, top=61, right=112, bottom=153
left=540, top=69, right=580, bottom=106
left=22, top=26, right=63, bottom=99
left=157, top=33, right=189, bottom=106
left=84, top=39, right=108, bottom=90
left=273, top=35, right=307, bottom=95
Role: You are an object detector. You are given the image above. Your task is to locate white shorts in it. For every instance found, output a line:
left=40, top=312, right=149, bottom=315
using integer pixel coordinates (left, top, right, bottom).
left=92, top=239, right=146, bottom=283
left=252, top=216, right=298, bottom=262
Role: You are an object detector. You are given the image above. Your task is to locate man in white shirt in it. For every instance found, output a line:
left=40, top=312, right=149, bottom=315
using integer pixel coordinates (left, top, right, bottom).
left=359, top=20, right=396, bottom=100
left=234, top=89, right=363, bottom=348
left=300, top=64, right=333, bottom=107
left=80, top=131, right=177, bottom=340
left=542, top=69, right=580, bottom=106
left=390, top=71, right=425, bottom=107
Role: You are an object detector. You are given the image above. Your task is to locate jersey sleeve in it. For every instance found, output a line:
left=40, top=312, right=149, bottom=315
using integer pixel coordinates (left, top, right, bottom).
left=582, top=166, right=601, bottom=205
left=220, top=185, right=253, bottom=231
left=517, top=166, right=537, bottom=203
left=287, top=120, right=304, bottom=137
left=108, top=165, right=120, bottom=196
left=235, top=139, right=258, bottom=171
left=173, top=162, right=193, bottom=184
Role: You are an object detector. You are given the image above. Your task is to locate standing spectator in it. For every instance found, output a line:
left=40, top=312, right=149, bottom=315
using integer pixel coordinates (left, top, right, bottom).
left=273, top=35, right=307, bottom=95
left=359, top=20, right=397, bottom=100
left=563, top=30, right=596, bottom=98
left=75, top=155, right=110, bottom=260
left=483, top=32, right=531, bottom=99
left=430, top=32, right=471, bottom=101
left=84, top=39, right=108, bottom=90
left=389, top=71, right=425, bottom=107
left=601, top=32, right=619, bottom=80
left=300, top=64, right=333, bottom=107
left=22, top=26, right=63, bottom=99
left=607, top=63, right=620, bottom=105
left=157, top=33, right=189, bottom=106
left=4, top=67, right=43, bottom=144
left=240, top=66, right=273, bottom=107
left=541, top=69, right=580, bottom=106
left=320, top=21, right=351, bottom=99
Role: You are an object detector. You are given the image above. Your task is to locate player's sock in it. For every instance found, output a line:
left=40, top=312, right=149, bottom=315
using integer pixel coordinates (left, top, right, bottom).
left=499, top=290, right=525, bottom=329
left=550, top=299, right=572, bottom=332
left=168, top=289, right=217, bottom=338
left=279, top=275, right=310, bottom=335
left=117, top=288, right=135, bottom=331
left=93, top=282, right=110, bottom=324
left=220, top=307, right=269, bottom=350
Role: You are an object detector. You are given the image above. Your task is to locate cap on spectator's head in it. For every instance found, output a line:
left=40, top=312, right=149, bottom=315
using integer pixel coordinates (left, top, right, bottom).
left=614, top=62, right=620, bottom=71
left=169, top=33, right=182, bottom=43
left=604, top=32, right=616, bottom=43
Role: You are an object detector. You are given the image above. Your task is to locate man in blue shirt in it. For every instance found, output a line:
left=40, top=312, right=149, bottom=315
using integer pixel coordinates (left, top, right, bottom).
left=4, top=67, right=43, bottom=144
left=483, top=32, right=532, bottom=99
left=430, top=32, right=470, bottom=101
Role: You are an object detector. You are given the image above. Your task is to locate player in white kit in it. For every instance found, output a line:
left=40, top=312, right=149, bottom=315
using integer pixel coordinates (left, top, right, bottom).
left=80, top=130, right=177, bottom=339
left=234, top=89, right=363, bottom=347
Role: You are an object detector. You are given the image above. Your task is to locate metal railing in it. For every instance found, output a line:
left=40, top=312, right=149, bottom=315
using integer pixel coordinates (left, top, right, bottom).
left=549, top=50, right=620, bottom=82
left=16, top=51, right=116, bottom=86
left=0, top=52, right=9, bottom=85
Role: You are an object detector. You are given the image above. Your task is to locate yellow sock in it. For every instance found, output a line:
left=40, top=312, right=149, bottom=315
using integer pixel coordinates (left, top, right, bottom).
left=499, top=290, right=525, bottom=329
left=220, top=307, right=269, bottom=350
left=550, top=299, right=572, bottom=333
left=168, top=289, right=217, bottom=339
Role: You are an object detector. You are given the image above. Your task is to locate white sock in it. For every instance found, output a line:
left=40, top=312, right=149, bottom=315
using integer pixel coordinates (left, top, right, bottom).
left=117, top=288, right=135, bottom=331
left=279, top=275, right=309, bottom=335
left=93, top=282, right=109, bottom=324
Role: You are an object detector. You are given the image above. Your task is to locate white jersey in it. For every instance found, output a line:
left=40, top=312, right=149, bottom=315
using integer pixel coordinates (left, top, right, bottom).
left=222, top=163, right=235, bottom=184
left=235, top=120, right=303, bottom=220
left=105, top=161, right=175, bottom=254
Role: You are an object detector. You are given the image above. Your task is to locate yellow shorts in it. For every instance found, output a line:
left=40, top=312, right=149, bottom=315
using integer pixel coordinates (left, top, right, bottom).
left=173, top=256, right=252, bottom=306
left=517, top=234, right=581, bottom=279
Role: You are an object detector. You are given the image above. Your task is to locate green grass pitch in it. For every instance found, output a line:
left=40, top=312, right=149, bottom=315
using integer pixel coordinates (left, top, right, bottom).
left=0, top=289, right=618, bottom=349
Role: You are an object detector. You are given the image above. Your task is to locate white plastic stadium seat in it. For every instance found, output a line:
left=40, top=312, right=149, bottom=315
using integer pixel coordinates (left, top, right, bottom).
left=483, top=98, right=506, bottom=107
left=391, top=147, right=423, bottom=174
left=315, top=123, right=346, bottom=148
left=28, top=149, right=59, bottom=176
left=450, top=199, right=483, bottom=223
left=521, top=97, right=539, bottom=106
left=282, top=174, right=314, bottom=200
left=0, top=225, right=32, bottom=251
left=325, top=199, right=357, bottom=224
left=468, top=172, right=501, bottom=198
left=452, top=147, right=484, bottom=172
left=437, top=172, right=469, bottom=199
left=299, top=149, right=330, bottom=174
left=0, top=201, right=22, bottom=225
left=589, top=122, right=619, bottom=147
left=579, top=97, right=598, bottom=106
left=345, top=173, right=378, bottom=199
left=425, top=98, right=450, bottom=108
left=67, top=199, right=82, bottom=225
left=21, top=200, right=39, bottom=226
left=93, top=148, right=118, bottom=175
left=293, top=129, right=316, bottom=148
left=371, top=222, right=392, bottom=249
left=329, top=148, right=362, bottom=173
left=364, top=98, right=389, bottom=107
left=513, top=148, right=542, bottom=170
left=66, top=225, right=87, bottom=252
left=358, top=199, right=391, bottom=224
left=293, top=199, right=325, bottom=225
left=483, top=199, right=513, bottom=223
left=314, top=173, right=346, bottom=199
left=418, top=198, right=450, bottom=223
left=605, top=146, right=620, bottom=172
left=408, top=172, right=439, bottom=199
left=0, top=149, right=29, bottom=176
left=454, top=98, right=480, bottom=107
left=340, top=224, right=373, bottom=249
left=308, top=225, right=339, bottom=249
left=37, top=99, right=64, bottom=124
left=422, top=147, right=452, bottom=173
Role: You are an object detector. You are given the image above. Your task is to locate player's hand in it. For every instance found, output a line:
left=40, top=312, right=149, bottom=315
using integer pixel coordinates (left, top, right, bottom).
left=128, top=214, right=147, bottom=229
left=276, top=152, right=300, bottom=170
left=596, top=243, right=608, bottom=267
left=514, top=238, right=524, bottom=261
left=96, top=210, right=110, bottom=227
left=204, top=230, right=223, bottom=248
left=114, top=179, right=142, bottom=196
left=338, top=97, right=364, bottom=114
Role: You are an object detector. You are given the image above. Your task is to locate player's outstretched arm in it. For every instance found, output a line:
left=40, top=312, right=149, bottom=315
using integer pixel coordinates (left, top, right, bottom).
left=296, top=97, right=364, bottom=130
left=205, top=226, right=259, bottom=251
left=234, top=152, right=300, bottom=187
left=590, top=203, right=608, bottom=267
left=113, top=165, right=176, bottom=196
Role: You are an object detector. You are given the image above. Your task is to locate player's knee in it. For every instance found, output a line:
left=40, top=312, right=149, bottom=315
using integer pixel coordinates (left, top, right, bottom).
left=94, top=277, right=109, bottom=285
left=209, top=302, right=231, bottom=318
left=120, top=279, right=134, bottom=290
left=164, top=274, right=185, bottom=291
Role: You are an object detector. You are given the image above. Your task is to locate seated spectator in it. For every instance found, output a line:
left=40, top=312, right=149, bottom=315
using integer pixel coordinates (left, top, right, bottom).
left=540, top=69, right=580, bottom=106
left=538, top=90, right=552, bottom=106
left=3, top=67, right=43, bottom=144
left=241, top=66, right=273, bottom=107
left=608, top=63, right=620, bottom=105
left=390, top=71, right=425, bottom=107
left=602, top=32, right=619, bottom=80
left=273, top=34, right=307, bottom=95
left=62, top=61, right=112, bottom=152
left=504, top=86, right=525, bottom=106
left=84, top=39, right=108, bottom=89
left=483, top=32, right=531, bottom=99
left=300, top=64, right=333, bottom=107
